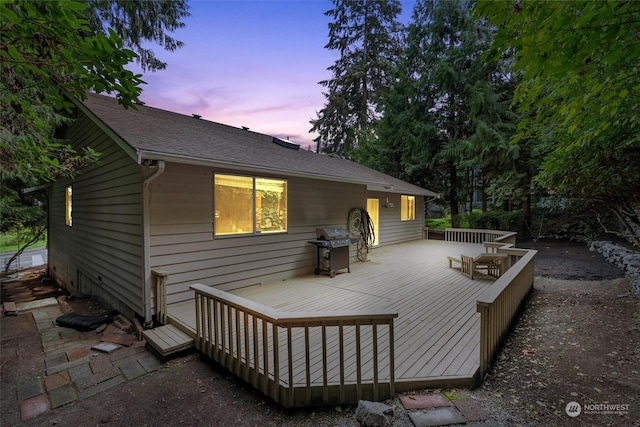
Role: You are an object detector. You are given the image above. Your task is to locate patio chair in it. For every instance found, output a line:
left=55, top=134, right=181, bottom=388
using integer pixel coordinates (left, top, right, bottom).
left=448, top=253, right=507, bottom=280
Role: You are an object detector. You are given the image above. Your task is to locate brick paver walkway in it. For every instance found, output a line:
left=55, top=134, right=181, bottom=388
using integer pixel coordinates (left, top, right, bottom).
left=15, top=302, right=164, bottom=421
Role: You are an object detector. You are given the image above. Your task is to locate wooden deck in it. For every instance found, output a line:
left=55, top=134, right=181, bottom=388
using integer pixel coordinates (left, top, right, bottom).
left=165, top=239, right=499, bottom=388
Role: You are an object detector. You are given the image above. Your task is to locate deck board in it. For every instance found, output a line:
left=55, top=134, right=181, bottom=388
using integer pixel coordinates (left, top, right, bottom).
left=165, top=240, right=497, bottom=387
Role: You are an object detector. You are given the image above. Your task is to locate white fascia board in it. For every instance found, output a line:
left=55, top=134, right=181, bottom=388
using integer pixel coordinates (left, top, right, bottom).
left=136, top=150, right=390, bottom=188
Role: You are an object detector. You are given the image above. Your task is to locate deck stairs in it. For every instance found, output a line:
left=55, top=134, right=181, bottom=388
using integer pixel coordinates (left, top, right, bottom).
left=142, top=323, right=194, bottom=357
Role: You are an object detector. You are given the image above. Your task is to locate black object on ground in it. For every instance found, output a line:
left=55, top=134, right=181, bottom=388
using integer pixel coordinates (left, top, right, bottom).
left=55, top=310, right=118, bottom=331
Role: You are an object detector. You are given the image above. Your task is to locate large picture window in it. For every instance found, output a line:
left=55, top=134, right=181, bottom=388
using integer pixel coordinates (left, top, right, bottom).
left=65, top=186, right=73, bottom=226
left=401, top=195, right=415, bottom=221
left=214, top=174, right=287, bottom=236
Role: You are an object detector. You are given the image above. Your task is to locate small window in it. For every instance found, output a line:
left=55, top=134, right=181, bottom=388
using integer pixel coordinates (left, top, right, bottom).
left=65, top=186, right=73, bottom=226
left=401, top=195, right=415, bottom=221
left=214, top=174, right=287, bottom=236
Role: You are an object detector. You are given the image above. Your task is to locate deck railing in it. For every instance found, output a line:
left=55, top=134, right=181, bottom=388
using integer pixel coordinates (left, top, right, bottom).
left=476, top=248, right=536, bottom=378
left=445, top=228, right=536, bottom=380
left=445, top=228, right=517, bottom=245
left=190, top=283, right=398, bottom=407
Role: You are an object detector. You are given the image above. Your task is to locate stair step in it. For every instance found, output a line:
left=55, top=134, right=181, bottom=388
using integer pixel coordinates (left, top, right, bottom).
left=143, top=324, right=194, bottom=356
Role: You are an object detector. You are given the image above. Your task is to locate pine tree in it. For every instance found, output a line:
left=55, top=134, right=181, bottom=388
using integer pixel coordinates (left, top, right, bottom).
left=363, top=0, right=518, bottom=225
left=310, top=0, right=402, bottom=156
left=89, top=0, right=190, bottom=72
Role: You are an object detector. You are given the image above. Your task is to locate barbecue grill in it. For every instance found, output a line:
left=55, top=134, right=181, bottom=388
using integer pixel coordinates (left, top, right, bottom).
left=308, top=227, right=358, bottom=278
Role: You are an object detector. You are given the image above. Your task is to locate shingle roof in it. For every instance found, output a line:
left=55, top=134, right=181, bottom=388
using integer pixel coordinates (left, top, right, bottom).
left=80, top=93, right=437, bottom=197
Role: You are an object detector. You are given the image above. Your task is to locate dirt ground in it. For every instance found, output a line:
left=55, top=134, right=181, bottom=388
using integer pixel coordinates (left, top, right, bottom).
left=1, top=238, right=639, bottom=426
left=471, top=238, right=640, bottom=427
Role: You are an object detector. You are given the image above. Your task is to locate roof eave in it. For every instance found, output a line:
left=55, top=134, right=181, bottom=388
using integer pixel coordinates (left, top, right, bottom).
left=137, top=150, right=392, bottom=188
left=367, top=184, right=439, bottom=198
left=71, top=95, right=139, bottom=163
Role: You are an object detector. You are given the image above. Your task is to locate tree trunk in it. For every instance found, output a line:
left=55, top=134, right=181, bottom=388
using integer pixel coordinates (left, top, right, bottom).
left=482, top=170, right=488, bottom=212
left=523, top=184, right=532, bottom=237
left=450, top=163, right=459, bottom=227
left=4, top=227, right=46, bottom=273
left=469, top=169, right=474, bottom=213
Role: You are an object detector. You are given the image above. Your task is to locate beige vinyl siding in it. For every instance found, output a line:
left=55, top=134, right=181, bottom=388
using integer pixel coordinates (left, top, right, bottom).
left=149, top=163, right=365, bottom=305
left=367, top=191, right=424, bottom=246
left=48, top=113, right=144, bottom=317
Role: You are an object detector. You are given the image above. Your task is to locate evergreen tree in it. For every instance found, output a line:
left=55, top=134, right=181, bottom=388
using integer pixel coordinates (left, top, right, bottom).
left=89, top=0, right=189, bottom=72
left=310, top=0, right=402, bottom=156
left=361, top=0, right=518, bottom=225
left=0, top=0, right=189, bottom=269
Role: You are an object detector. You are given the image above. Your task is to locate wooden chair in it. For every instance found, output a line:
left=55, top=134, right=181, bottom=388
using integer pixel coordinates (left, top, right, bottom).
left=448, top=253, right=507, bottom=280
left=483, top=241, right=514, bottom=253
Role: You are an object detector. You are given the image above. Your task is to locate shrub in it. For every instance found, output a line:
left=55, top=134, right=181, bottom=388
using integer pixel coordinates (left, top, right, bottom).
left=467, top=210, right=524, bottom=232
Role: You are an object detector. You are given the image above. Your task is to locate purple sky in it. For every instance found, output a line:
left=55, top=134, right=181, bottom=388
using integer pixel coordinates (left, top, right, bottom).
left=133, top=1, right=414, bottom=150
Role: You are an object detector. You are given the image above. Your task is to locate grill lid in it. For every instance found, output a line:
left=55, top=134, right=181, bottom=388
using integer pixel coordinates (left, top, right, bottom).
left=316, top=227, right=349, bottom=240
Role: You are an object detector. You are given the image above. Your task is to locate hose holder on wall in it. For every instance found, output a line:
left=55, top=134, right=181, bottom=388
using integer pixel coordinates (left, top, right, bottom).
left=348, top=208, right=375, bottom=261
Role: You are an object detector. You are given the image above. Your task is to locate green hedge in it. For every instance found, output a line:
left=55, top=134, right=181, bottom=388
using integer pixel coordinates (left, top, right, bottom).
left=425, top=217, right=450, bottom=230
left=466, top=210, right=523, bottom=232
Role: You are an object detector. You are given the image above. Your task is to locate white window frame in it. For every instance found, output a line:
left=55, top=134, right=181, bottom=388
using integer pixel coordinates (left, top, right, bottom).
left=214, top=173, right=287, bottom=237
left=400, top=195, right=415, bottom=221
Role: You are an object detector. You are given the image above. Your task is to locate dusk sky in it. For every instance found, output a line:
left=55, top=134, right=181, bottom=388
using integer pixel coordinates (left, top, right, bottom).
left=132, top=1, right=415, bottom=150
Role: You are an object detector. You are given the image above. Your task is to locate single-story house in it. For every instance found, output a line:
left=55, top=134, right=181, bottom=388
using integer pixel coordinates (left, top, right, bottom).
left=48, top=93, right=438, bottom=324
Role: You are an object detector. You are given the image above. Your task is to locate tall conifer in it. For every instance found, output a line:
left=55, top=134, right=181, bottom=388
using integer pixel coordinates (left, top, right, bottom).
left=310, top=0, right=402, bottom=156
left=363, top=0, right=518, bottom=224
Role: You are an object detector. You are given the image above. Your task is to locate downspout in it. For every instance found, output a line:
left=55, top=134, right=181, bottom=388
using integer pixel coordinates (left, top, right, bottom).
left=142, top=160, right=165, bottom=325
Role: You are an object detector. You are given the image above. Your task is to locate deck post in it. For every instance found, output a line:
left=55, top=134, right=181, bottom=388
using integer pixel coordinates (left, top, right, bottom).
left=322, top=325, right=328, bottom=404
left=262, top=320, right=268, bottom=393
left=287, top=327, right=294, bottom=405
left=195, top=292, right=202, bottom=350
left=372, top=323, right=379, bottom=401
left=206, top=297, right=213, bottom=357
left=388, top=318, right=395, bottom=397
left=305, top=325, right=311, bottom=404
left=272, top=323, right=280, bottom=401
left=234, top=308, right=241, bottom=375
left=339, top=321, right=345, bottom=403
left=355, top=321, right=362, bottom=401
left=243, top=311, right=250, bottom=381
left=212, top=299, right=219, bottom=359
left=252, top=315, right=259, bottom=387
left=152, top=270, right=169, bottom=324
left=226, top=304, right=233, bottom=368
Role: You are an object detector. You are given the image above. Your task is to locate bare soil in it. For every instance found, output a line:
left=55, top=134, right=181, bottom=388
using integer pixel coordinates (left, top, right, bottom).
left=2, top=238, right=639, bottom=426
left=471, top=238, right=640, bottom=427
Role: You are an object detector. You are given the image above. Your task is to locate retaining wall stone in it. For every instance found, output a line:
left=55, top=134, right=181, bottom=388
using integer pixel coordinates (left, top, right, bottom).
left=590, top=241, right=640, bottom=294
